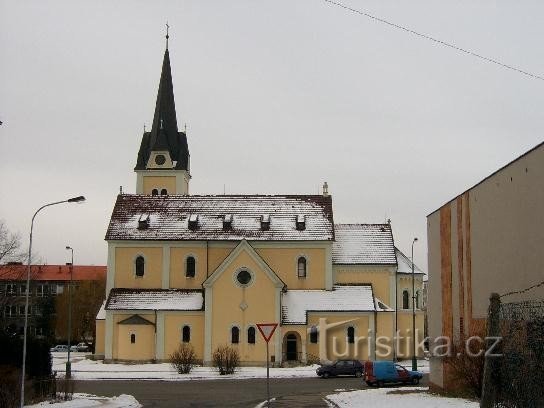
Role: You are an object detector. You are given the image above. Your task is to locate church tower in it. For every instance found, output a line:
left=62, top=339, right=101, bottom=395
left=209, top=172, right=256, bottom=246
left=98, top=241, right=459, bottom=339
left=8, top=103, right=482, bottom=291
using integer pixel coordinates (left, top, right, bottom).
left=134, top=36, right=190, bottom=195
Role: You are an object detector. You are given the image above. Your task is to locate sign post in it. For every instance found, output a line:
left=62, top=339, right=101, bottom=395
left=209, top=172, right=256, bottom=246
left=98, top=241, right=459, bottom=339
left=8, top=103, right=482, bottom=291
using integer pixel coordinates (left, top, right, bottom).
left=257, top=323, right=278, bottom=407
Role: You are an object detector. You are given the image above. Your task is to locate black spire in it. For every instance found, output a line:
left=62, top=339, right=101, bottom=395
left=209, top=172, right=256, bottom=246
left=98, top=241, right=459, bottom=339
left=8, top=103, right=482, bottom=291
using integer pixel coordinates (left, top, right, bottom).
left=135, top=36, right=189, bottom=171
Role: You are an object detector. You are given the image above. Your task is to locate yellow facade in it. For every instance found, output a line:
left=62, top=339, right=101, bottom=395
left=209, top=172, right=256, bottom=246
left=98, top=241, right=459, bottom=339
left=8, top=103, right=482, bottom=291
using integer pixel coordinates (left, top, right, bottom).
left=114, top=247, right=163, bottom=289
left=101, top=240, right=425, bottom=364
left=163, top=313, right=205, bottom=361
left=334, top=265, right=393, bottom=302
left=112, top=313, right=156, bottom=361
left=142, top=176, right=176, bottom=195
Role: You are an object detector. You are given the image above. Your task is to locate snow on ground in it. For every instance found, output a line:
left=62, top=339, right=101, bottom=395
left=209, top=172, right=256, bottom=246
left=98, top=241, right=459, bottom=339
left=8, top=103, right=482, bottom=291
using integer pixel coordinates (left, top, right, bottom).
left=26, top=393, right=141, bottom=408
left=326, top=387, right=478, bottom=408
left=52, top=353, right=320, bottom=380
left=397, top=359, right=430, bottom=374
left=52, top=353, right=431, bottom=381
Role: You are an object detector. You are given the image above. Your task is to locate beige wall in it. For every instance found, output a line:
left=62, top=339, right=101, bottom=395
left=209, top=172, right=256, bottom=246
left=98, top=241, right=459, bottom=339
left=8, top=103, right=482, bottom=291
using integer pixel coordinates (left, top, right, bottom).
left=114, top=247, right=162, bottom=288
left=163, top=313, right=205, bottom=361
left=142, top=176, right=176, bottom=195
left=210, top=249, right=279, bottom=364
left=334, top=265, right=393, bottom=302
left=376, top=312, right=394, bottom=360
left=95, top=320, right=105, bottom=355
left=111, top=313, right=156, bottom=361
left=427, top=143, right=544, bottom=390
left=307, top=313, right=371, bottom=361
left=255, top=247, right=327, bottom=289
left=469, top=146, right=544, bottom=315
left=396, top=275, right=425, bottom=311
left=396, top=312, right=425, bottom=359
left=169, top=247, right=208, bottom=289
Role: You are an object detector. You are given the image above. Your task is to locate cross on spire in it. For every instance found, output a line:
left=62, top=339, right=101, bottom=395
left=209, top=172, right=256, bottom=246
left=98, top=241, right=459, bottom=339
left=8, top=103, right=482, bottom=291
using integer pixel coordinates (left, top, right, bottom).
left=165, top=22, right=170, bottom=49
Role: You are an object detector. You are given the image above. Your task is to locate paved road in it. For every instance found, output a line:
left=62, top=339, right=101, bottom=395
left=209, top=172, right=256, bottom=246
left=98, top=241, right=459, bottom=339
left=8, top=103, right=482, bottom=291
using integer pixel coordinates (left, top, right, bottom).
left=74, top=374, right=428, bottom=407
left=74, top=377, right=360, bottom=407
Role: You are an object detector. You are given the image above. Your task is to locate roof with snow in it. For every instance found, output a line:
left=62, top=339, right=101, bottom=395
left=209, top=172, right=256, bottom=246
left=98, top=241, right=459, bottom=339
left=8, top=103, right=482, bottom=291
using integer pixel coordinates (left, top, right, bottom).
left=105, top=288, right=204, bottom=311
left=106, top=194, right=334, bottom=241
left=0, top=264, right=106, bottom=282
left=96, top=301, right=106, bottom=320
left=395, top=247, right=424, bottom=274
left=332, top=224, right=396, bottom=265
left=281, top=285, right=376, bottom=324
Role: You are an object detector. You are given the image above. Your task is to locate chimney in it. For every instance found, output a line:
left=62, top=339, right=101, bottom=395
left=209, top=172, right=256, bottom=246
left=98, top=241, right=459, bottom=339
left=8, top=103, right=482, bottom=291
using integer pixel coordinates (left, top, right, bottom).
left=322, top=181, right=329, bottom=197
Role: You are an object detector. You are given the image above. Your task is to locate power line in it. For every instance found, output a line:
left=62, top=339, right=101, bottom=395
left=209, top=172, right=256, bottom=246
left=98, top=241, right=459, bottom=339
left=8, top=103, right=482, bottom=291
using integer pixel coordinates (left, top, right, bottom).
left=500, top=279, right=544, bottom=298
left=324, top=0, right=544, bottom=82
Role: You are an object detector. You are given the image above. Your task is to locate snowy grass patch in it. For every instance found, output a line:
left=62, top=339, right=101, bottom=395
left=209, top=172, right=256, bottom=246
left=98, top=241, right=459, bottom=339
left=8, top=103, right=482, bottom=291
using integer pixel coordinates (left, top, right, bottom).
left=52, top=354, right=321, bottom=380
left=326, top=387, right=479, bottom=407
left=26, top=393, right=141, bottom=408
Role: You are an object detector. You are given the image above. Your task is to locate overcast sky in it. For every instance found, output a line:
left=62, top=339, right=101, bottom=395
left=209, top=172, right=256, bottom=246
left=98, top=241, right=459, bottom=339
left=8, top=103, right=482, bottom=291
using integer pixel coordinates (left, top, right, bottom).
left=1, top=1, right=543, bottom=272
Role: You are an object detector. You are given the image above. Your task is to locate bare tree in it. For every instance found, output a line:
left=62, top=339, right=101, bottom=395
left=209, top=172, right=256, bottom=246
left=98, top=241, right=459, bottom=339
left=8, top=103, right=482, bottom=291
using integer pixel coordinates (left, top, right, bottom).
left=55, top=279, right=106, bottom=347
left=0, top=220, right=24, bottom=266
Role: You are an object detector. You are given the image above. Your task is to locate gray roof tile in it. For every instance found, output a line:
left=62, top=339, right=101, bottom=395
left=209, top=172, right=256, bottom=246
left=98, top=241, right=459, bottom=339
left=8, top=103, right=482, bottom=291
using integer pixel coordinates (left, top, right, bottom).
left=106, top=194, right=334, bottom=241
left=332, top=224, right=396, bottom=265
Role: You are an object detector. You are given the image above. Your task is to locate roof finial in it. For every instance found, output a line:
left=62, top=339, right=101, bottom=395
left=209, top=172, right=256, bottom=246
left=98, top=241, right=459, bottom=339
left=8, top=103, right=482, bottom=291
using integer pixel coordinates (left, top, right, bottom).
left=165, top=21, right=170, bottom=50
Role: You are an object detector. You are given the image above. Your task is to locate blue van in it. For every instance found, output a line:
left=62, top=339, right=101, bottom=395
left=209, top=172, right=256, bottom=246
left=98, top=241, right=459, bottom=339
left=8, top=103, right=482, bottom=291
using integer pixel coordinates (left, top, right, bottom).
left=364, top=361, right=422, bottom=386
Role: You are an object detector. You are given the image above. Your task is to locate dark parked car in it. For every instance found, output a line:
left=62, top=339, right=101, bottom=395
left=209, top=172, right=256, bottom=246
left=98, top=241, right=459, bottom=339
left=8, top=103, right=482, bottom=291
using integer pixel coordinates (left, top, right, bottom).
left=316, top=359, right=364, bottom=378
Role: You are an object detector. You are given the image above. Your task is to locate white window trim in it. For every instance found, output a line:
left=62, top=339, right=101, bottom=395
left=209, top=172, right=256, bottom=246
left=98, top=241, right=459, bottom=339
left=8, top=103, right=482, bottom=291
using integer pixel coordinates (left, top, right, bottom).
left=184, top=253, right=198, bottom=279
left=232, top=267, right=255, bottom=288
left=295, top=254, right=309, bottom=279
left=133, top=254, right=147, bottom=278
left=402, top=288, right=410, bottom=310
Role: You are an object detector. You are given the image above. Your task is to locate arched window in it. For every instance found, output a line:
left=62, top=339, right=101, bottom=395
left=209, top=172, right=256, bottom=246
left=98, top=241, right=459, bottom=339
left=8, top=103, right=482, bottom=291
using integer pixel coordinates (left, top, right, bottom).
left=310, top=326, right=318, bottom=343
left=130, top=333, right=136, bottom=344
left=247, top=327, right=256, bottom=344
left=297, top=257, right=307, bottom=278
left=231, top=326, right=240, bottom=344
left=151, top=189, right=158, bottom=196
left=135, top=256, right=145, bottom=277
left=416, top=290, right=421, bottom=309
left=182, top=325, right=191, bottom=343
left=160, top=188, right=167, bottom=196
left=186, top=256, right=196, bottom=278
left=402, top=290, right=410, bottom=309
left=347, top=326, right=355, bottom=344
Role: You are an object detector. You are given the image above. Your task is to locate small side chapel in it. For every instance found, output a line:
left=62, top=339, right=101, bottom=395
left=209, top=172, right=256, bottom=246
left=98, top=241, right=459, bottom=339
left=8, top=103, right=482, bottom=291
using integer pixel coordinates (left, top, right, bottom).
left=95, top=39, right=424, bottom=365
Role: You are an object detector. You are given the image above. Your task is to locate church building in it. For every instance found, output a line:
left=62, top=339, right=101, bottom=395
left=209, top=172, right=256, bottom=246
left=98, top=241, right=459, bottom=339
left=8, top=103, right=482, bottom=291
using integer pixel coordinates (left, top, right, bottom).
left=95, top=39, right=424, bottom=366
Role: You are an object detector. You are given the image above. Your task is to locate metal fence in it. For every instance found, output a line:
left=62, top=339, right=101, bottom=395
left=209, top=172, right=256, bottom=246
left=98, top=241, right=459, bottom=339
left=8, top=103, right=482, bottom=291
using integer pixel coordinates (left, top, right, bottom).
left=481, top=295, right=544, bottom=408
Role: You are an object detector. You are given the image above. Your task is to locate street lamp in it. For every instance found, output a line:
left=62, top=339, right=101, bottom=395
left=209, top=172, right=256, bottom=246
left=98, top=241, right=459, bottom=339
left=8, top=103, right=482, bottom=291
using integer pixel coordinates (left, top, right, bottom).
left=65, top=246, right=74, bottom=379
left=411, top=237, right=418, bottom=371
left=20, top=195, right=85, bottom=408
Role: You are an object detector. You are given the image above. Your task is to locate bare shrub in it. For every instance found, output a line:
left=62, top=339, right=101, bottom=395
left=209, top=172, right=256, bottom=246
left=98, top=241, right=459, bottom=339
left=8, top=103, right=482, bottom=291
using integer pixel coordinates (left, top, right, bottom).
left=170, top=343, right=197, bottom=374
left=443, top=334, right=486, bottom=398
left=212, top=345, right=240, bottom=375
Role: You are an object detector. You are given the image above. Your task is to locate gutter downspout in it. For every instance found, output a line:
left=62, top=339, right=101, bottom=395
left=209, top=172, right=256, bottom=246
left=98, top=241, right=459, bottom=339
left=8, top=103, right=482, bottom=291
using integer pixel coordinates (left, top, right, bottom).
left=154, top=309, right=157, bottom=363
left=394, top=268, right=398, bottom=362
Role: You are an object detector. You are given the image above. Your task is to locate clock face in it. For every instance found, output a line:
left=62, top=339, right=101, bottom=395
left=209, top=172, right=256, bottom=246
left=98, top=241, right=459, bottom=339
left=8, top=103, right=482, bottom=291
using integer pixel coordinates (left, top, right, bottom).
left=155, top=154, right=166, bottom=165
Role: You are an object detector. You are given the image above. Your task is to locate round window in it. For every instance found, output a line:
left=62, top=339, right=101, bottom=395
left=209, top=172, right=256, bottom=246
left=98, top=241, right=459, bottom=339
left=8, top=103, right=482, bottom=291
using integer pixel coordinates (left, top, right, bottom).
left=155, top=154, right=166, bottom=165
left=236, top=270, right=252, bottom=286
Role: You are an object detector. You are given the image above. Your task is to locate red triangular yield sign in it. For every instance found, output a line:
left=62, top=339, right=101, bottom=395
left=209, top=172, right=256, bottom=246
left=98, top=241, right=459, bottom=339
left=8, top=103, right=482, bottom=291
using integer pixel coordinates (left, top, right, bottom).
left=257, top=323, right=278, bottom=343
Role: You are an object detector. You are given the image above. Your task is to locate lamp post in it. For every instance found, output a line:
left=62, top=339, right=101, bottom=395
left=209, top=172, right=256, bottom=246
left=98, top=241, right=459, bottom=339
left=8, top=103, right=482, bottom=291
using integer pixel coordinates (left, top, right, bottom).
left=65, top=246, right=74, bottom=379
left=20, top=196, right=85, bottom=408
left=411, top=237, right=418, bottom=371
